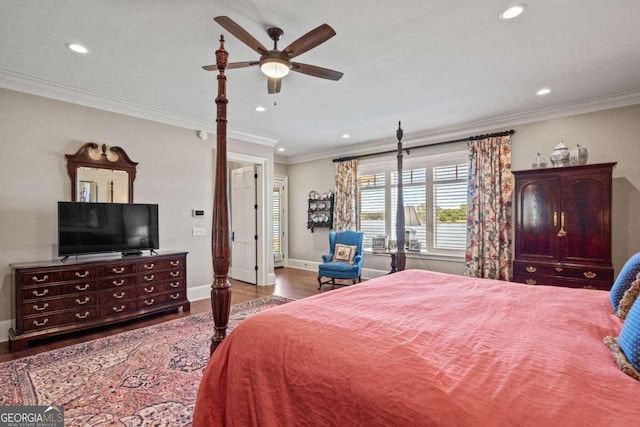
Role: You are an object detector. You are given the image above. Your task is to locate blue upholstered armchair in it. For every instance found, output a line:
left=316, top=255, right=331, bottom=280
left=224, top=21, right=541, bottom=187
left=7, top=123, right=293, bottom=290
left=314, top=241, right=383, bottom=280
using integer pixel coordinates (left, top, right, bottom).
left=317, top=230, right=364, bottom=289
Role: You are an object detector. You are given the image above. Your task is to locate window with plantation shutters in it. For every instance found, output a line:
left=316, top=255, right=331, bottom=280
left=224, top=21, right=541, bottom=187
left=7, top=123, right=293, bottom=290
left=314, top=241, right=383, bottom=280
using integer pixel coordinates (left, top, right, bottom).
left=357, top=152, right=468, bottom=255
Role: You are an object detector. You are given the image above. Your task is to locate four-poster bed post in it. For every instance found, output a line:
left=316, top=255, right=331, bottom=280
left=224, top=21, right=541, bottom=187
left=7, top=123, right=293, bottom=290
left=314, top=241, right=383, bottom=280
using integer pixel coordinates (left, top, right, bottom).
left=395, top=122, right=406, bottom=272
left=210, top=35, right=231, bottom=355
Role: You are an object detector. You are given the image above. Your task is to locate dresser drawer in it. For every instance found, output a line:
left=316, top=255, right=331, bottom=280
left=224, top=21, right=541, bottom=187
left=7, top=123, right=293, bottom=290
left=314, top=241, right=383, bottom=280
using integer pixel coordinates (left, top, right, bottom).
left=98, top=276, right=137, bottom=290
left=98, top=287, right=137, bottom=305
left=138, top=290, right=185, bottom=309
left=22, top=280, right=96, bottom=301
left=98, top=300, right=139, bottom=317
left=138, top=268, right=184, bottom=284
left=98, top=262, right=136, bottom=277
left=138, top=279, right=185, bottom=296
left=138, top=257, right=184, bottom=272
left=22, top=293, right=97, bottom=316
left=23, top=308, right=97, bottom=332
left=550, top=265, right=613, bottom=282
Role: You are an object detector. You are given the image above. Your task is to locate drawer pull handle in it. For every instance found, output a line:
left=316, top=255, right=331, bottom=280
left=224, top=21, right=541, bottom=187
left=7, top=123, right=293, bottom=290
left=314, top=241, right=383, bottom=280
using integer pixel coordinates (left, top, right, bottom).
left=113, top=292, right=126, bottom=299
left=555, top=267, right=563, bottom=272
left=32, top=275, right=49, bottom=283
left=170, top=281, right=180, bottom=288
left=144, top=263, right=155, bottom=270
left=144, top=299, right=155, bottom=306
left=75, top=284, right=90, bottom=291
left=75, top=270, right=90, bottom=278
left=525, top=266, right=536, bottom=273
left=144, top=275, right=155, bottom=282
left=583, top=271, right=597, bottom=279
left=170, top=293, right=180, bottom=300
left=583, top=285, right=596, bottom=290
left=113, top=305, right=125, bottom=312
left=525, top=279, right=537, bottom=285
left=33, top=303, right=49, bottom=311
left=32, top=289, right=49, bottom=297
left=144, top=286, right=155, bottom=293
left=76, top=297, right=90, bottom=305
left=113, top=279, right=125, bottom=286
left=170, top=271, right=180, bottom=277
left=33, top=318, right=49, bottom=327
left=170, top=260, right=180, bottom=266
left=112, top=267, right=125, bottom=274
left=75, top=311, right=90, bottom=319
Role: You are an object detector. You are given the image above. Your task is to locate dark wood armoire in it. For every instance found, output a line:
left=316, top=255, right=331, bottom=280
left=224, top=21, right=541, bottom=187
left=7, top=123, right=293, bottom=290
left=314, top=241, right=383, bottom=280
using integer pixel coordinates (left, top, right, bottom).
left=512, top=162, right=616, bottom=290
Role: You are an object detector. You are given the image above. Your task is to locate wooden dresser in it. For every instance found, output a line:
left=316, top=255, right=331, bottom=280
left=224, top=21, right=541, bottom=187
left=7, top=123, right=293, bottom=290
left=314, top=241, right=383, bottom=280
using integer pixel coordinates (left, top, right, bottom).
left=9, top=251, right=189, bottom=351
left=512, top=163, right=615, bottom=290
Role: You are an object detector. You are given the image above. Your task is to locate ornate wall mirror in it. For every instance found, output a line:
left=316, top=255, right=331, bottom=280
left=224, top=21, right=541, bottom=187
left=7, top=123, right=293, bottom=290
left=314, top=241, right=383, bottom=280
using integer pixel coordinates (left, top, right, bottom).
left=66, top=142, right=138, bottom=203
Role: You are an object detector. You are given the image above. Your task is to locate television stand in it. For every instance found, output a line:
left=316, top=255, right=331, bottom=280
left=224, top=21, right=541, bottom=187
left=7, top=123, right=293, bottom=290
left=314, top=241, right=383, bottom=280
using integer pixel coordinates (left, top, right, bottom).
left=8, top=251, right=190, bottom=352
left=122, top=250, right=143, bottom=257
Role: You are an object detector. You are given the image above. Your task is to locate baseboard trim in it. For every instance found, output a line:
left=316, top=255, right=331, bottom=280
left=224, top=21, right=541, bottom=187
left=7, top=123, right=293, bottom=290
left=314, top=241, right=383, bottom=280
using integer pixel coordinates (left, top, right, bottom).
left=0, top=319, right=11, bottom=344
left=187, top=283, right=213, bottom=303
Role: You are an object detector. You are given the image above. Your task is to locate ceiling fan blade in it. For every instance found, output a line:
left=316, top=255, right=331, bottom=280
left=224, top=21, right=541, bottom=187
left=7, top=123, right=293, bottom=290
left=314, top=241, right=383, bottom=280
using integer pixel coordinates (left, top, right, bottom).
left=267, top=77, right=282, bottom=94
left=291, top=62, right=343, bottom=81
left=282, top=24, right=336, bottom=59
left=214, top=16, right=269, bottom=55
left=202, top=61, right=259, bottom=71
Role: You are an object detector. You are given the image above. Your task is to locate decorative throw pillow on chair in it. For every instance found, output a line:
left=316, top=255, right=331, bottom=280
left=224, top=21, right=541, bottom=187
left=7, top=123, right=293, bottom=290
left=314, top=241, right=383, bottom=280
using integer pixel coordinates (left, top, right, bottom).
left=334, top=244, right=357, bottom=264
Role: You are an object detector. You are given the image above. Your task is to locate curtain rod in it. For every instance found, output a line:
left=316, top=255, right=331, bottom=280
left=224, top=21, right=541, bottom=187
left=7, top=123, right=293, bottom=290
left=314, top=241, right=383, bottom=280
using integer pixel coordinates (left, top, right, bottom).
left=333, top=129, right=515, bottom=163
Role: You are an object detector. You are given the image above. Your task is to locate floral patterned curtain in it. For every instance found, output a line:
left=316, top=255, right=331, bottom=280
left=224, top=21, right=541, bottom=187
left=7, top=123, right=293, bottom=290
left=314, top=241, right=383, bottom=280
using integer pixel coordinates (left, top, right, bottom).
left=333, top=159, right=357, bottom=230
left=465, top=135, right=513, bottom=280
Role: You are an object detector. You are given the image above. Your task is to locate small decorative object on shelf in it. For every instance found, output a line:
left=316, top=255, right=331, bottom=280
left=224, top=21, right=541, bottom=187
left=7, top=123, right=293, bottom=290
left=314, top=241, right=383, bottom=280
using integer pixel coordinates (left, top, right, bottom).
left=408, top=240, right=421, bottom=252
left=550, top=141, right=570, bottom=167
left=531, top=153, right=548, bottom=169
left=388, top=240, right=398, bottom=251
left=569, top=144, right=588, bottom=166
left=307, top=191, right=334, bottom=232
left=372, top=236, right=388, bottom=250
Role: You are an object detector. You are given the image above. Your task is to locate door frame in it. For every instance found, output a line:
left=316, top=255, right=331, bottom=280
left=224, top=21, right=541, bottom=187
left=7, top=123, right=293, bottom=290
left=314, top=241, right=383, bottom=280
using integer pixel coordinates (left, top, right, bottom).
left=228, top=151, right=274, bottom=286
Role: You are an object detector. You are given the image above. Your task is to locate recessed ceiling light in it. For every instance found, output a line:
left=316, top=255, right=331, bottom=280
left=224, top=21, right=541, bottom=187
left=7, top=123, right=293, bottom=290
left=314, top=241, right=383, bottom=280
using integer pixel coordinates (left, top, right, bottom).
left=499, top=4, right=526, bottom=20
left=342, top=134, right=350, bottom=139
left=66, top=43, right=89, bottom=54
left=277, top=147, right=285, bottom=152
left=537, top=88, right=551, bottom=96
left=254, top=105, right=266, bottom=112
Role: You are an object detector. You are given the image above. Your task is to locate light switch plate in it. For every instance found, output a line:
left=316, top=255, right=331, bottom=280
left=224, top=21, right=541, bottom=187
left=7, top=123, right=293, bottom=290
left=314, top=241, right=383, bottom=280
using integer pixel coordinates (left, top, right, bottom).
left=192, top=227, right=206, bottom=236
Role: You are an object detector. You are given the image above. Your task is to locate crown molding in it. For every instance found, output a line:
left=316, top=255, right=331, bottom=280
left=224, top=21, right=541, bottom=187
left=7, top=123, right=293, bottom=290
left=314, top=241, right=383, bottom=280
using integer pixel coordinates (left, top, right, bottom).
left=0, top=69, right=278, bottom=148
left=2, top=68, right=637, bottom=162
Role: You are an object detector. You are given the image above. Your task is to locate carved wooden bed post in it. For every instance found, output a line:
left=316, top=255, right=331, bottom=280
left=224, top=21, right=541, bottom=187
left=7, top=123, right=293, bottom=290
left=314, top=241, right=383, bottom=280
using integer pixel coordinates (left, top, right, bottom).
left=395, top=122, right=406, bottom=271
left=210, top=35, right=231, bottom=355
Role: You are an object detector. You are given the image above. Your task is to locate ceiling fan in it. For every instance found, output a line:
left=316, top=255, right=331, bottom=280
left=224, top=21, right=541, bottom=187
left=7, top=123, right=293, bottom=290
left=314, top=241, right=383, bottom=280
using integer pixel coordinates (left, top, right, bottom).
left=203, top=16, right=343, bottom=94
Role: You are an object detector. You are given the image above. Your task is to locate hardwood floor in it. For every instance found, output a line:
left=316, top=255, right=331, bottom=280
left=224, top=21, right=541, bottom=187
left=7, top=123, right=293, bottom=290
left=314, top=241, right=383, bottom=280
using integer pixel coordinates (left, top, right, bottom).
left=0, top=267, right=328, bottom=362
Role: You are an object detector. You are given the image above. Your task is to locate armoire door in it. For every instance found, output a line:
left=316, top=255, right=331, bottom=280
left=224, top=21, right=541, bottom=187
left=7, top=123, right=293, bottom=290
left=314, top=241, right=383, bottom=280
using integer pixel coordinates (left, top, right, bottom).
left=514, top=175, right=560, bottom=262
left=560, top=172, right=612, bottom=265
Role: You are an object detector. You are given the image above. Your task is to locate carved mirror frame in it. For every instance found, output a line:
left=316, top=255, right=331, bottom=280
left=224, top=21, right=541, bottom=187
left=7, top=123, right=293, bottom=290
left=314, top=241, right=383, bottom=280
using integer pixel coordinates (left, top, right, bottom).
left=66, top=142, right=138, bottom=203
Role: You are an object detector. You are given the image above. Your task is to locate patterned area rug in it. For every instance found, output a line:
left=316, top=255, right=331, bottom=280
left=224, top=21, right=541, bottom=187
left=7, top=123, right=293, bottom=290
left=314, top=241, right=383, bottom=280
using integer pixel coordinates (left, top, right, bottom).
left=0, top=296, right=292, bottom=426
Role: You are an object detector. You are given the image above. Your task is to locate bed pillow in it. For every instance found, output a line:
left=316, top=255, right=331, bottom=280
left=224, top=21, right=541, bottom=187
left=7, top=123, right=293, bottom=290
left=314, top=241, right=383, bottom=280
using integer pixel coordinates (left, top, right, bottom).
left=610, top=252, right=640, bottom=314
left=618, top=273, right=640, bottom=319
left=605, top=297, right=640, bottom=381
left=333, top=244, right=357, bottom=264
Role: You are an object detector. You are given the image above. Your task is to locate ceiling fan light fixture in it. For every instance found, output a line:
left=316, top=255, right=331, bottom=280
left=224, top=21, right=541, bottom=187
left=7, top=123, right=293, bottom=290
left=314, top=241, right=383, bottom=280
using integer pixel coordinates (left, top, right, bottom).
left=260, top=56, right=291, bottom=78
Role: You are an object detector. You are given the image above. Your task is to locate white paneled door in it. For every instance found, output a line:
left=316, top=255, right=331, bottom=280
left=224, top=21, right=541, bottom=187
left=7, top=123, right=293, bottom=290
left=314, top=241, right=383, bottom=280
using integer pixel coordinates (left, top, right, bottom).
left=230, top=165, right=257, bottom=284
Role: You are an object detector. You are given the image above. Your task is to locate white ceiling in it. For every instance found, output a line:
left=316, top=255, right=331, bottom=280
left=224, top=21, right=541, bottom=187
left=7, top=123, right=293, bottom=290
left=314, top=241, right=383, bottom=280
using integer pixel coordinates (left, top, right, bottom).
left=1, top=0, right=639, bottom=163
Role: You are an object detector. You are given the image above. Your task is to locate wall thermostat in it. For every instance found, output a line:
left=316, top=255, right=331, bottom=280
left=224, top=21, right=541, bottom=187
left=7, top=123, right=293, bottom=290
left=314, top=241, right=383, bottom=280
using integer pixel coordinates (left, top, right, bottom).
left=192, top=209, right=205, bottom=217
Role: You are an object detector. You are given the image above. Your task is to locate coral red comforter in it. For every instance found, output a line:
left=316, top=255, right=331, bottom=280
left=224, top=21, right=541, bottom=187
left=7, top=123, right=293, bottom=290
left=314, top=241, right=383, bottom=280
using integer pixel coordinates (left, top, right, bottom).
left=193, top=270, right=640, bottom=426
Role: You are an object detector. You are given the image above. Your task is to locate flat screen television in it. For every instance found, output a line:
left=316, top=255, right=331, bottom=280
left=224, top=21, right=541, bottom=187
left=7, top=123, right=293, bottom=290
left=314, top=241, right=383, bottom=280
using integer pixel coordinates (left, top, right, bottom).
left=58, top=201, right=159, bottom=257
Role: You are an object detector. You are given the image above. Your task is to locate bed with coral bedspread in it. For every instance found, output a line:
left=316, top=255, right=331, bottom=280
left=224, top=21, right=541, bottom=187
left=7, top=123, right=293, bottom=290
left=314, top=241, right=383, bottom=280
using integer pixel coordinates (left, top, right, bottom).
left=193, top=269, right=640, bottom=426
